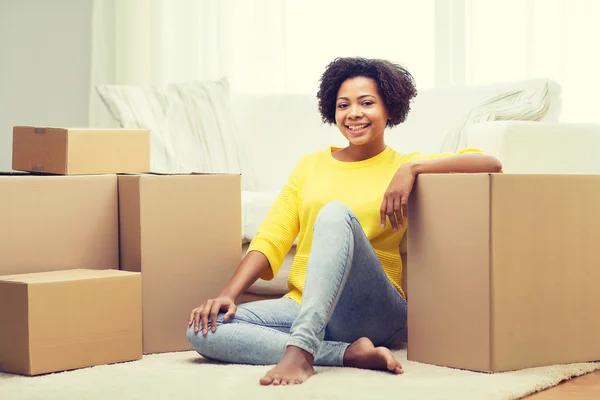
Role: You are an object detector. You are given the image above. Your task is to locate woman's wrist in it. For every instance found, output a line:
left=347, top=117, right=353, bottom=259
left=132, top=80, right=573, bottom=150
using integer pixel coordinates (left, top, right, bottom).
left=398, top=162, right=420, bottom=177
left=218, top=288, right=241, bottom=302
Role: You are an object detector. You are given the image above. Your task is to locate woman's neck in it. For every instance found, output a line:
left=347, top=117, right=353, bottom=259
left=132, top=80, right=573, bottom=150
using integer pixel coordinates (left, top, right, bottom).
left=336, top=141, right=386, bottom=162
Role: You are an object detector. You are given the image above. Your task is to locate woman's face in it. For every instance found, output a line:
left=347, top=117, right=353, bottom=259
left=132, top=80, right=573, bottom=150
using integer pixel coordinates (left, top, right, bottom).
left=335, top=76, right=389, bottom=146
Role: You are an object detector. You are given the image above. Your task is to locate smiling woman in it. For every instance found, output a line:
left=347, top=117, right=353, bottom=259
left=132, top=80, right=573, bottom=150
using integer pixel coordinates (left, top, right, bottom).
left=316, top=57, right=417, bottom=162
left=186, top=57, right=502, bottom=387
left=337, top=80, right=388, bottom=146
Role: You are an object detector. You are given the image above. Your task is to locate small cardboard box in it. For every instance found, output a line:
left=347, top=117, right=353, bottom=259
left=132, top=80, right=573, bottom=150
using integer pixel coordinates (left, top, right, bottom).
left=407, top=173, right=600, bottom=372
left=0, top=269, right=142, bottom=376
left=118, top=173, right=242, bottom=354
left=12, top=126, right=150, bottom=174
left=0, top=173, right=119, bottom=276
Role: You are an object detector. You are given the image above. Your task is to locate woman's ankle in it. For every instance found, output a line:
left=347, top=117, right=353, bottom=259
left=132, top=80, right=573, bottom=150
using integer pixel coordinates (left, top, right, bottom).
left=285, top=345, right=315, bottom=364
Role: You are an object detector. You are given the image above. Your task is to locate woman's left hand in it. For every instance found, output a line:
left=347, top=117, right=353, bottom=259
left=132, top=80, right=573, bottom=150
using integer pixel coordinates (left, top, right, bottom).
left=380, top=164, right=416, bottom=231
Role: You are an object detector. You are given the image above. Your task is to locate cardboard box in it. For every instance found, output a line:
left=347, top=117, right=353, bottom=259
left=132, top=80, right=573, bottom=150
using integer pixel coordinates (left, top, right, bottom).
left=12, top=126, right=150, bottom=174
left=119, top=173, right=242, bottom=354
left=0, top=269, right=142, bottom=376
left=407, top=174, right=600, bottom=372
left=0, top=173, right=119, bottom=276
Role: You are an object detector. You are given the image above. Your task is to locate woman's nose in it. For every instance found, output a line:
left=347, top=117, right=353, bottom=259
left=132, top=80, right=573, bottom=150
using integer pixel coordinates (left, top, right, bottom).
left=348, top=105, right=362, bottom=118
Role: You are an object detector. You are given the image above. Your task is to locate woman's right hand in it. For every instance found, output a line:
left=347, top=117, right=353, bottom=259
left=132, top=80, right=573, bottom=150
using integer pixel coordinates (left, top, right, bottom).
left=188, top=296, right=237, bottom=335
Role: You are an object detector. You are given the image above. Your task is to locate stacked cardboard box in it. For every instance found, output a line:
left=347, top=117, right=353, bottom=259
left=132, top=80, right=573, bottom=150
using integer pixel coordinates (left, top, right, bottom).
left=0, top=269, right=142, bottom=376
left=0, top=173, right=119, bottom=277
left=0, top=126, right=242, bottom=375
left=407, top=173, right=600, bottom=372
left=118, top=173, right=241, bottom=354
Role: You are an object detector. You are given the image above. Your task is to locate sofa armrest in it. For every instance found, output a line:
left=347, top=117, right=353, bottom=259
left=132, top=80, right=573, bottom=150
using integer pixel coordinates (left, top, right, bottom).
left=465, top=121, right=600, bottom=173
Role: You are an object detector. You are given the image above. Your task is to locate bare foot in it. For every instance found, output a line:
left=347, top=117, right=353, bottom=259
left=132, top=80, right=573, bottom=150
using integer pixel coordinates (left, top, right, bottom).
left=259, top=346, right=316, bottom=386
left=343, top=337, right=404, bottom=374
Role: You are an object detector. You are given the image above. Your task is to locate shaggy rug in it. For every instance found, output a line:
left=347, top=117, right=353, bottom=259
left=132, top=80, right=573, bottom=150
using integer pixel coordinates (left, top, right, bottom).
left=1, top=346, right=599, bottom=400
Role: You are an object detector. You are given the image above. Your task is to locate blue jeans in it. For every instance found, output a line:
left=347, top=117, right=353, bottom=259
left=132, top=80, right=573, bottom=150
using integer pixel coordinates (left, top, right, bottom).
left=187, top=201, right=408, bottom=366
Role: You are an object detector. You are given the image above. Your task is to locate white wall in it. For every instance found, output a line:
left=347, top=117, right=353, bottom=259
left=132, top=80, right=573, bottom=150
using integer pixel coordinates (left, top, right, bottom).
left=0, top=0, right=93, bottom=171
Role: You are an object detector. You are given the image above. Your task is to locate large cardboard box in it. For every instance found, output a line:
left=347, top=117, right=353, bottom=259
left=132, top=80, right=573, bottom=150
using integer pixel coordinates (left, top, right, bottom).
left=12, top=126, right=150, bottom=174
left=0, top=269, right=142, bottom=376
left=0, top=173, right=119, bottom=276
left=118, top=173, right=242, bottom=354
left=407, top=173, right=600, bottom=372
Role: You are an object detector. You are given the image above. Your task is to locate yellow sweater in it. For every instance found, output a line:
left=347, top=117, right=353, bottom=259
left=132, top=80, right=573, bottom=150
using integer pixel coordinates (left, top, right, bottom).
left=248, top=146, right=483, bottom=304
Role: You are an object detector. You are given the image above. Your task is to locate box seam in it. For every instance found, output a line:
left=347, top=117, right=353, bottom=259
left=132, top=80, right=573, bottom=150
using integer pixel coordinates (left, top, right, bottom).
left=117, top=176, right=123, bottom=271
left=26, top=285, right=32, bottom=375
left=64, top=129, right=69, bottom=175
left=488, top=174, right=494, bottom=372
left=137, top=178, right=146, bottom=352
left=138, top=178, right=144, bottom=278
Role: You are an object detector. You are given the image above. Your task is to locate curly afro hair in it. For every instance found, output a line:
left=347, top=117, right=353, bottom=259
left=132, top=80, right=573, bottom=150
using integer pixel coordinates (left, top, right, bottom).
left=317, top=57, right=417, bottom=128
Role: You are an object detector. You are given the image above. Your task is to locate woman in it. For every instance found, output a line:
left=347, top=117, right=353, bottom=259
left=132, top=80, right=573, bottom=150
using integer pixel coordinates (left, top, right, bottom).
left=187, top=57, right=502, bottom=386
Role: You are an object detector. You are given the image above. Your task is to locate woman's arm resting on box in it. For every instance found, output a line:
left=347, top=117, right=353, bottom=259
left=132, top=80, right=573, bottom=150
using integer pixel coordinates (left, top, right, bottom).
left=408, top=153, right=502, bottom=175
left=381, top=153, right=502, bottom=230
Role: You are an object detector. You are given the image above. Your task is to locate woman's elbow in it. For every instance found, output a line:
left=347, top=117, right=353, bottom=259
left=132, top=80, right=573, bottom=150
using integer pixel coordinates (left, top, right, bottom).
left=486, top=156, right=503, bottom=172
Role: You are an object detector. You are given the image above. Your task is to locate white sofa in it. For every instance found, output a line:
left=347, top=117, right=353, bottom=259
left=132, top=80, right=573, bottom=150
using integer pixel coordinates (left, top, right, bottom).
left=233, top=79, right=600, bottom=302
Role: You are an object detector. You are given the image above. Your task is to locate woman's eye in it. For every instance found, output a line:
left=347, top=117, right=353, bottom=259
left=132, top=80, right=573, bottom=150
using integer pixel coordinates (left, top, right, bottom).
left=337, top=103, right=348, bottom=109
left=362, top=101, right=373, bottom=106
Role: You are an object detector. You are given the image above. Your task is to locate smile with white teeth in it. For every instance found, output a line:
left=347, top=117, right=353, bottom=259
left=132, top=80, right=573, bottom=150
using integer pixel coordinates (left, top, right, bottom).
left=347, top=124, right=370, bottom=131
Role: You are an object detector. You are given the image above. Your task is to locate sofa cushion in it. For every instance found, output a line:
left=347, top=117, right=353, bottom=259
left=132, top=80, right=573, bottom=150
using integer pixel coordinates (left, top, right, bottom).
left=96, top=78, right=256, bottom=190
left=242, top=190, right=281, bottom=243
left=465, top=121, right=600, bottom=174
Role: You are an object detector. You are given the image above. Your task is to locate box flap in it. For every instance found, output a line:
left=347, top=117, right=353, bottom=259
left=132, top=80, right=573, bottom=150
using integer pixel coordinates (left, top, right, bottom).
left=117, top=172, right=241, bottom=177
left=0, top=269, right=139, bottom=284
left=146, top=172, right=240, bottom=176
left=68, top=128, right=149, bottom=133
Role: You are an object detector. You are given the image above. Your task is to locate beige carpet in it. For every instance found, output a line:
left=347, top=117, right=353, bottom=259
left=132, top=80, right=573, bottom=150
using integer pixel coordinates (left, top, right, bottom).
left=1, top=346, right=599, bottom=400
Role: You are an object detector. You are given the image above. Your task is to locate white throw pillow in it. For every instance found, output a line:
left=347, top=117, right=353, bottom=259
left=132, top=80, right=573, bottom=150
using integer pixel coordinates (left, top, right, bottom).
left=96, top=78, right=256, bottom=190
left=440, top=80, right=553, bottom=152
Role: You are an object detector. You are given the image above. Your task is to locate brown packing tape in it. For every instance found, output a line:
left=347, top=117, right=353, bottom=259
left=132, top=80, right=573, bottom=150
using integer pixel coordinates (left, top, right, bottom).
left=33, top=128, right=46, bottom=134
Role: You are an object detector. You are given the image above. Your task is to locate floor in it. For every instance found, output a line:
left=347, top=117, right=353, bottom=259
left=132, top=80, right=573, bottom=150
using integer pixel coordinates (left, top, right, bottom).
left=526, top=370, right=600, bottom=399
left=3, top=348, right=598, bottom=400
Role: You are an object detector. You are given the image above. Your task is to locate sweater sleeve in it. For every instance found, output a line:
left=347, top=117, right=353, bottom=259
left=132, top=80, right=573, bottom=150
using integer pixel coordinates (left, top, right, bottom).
left=247, top=159, right=303, bottom=280
left=407, top=147, right=486, bottom=161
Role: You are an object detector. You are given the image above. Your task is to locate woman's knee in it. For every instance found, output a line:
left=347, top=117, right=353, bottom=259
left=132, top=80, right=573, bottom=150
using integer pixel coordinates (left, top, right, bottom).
left=315, top=201, right=355, bottom=228
left=186, top=313, right=229, bottom=358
